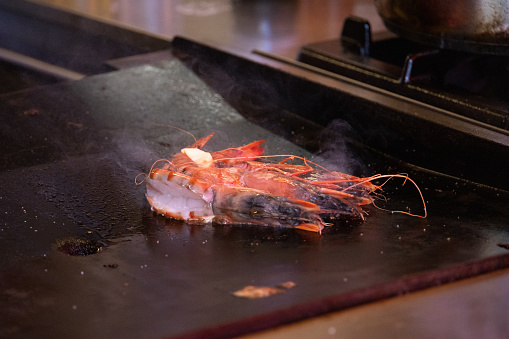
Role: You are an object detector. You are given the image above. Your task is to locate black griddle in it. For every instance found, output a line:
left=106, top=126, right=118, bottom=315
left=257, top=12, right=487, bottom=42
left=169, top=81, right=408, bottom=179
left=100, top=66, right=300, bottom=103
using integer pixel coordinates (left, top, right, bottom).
left=1, top=46, right=509, bottom=338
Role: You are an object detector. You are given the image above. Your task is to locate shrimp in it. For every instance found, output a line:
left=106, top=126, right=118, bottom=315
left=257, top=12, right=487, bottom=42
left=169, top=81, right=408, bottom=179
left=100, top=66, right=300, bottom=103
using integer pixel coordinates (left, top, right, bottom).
left=141, top=133, right=426, bottom=233
left=145, top=168, right=326, bottom=232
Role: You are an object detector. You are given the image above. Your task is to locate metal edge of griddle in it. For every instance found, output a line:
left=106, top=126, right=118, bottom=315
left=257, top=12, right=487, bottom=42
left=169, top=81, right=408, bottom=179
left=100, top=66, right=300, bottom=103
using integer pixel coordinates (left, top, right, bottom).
left=0, top=47, right=85, bottom=81
left=105, top=49, right=175, bottom=70
left=171, top=36, right=509, bottom=191
left=167, top=252, right=509, bottom=339
left=250, top=48, right=509, bottom=143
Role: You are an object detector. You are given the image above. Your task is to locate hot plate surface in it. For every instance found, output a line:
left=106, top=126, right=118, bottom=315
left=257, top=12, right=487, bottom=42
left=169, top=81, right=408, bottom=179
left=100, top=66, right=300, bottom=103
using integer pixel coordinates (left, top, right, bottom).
left=1, top=59, right=508, bottom=338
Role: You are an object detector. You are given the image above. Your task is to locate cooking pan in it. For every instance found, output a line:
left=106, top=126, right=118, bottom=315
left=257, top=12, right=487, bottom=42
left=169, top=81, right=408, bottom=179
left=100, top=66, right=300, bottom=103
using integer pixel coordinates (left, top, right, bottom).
left=375, top=0, right=509, bottom=54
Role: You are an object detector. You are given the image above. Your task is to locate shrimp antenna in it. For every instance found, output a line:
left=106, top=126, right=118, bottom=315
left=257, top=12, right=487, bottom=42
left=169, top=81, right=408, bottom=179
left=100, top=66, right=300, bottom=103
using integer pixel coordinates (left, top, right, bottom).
left=151, top=123, right=197, bottom=143
left=135, top=158, right=173, bottom=185
left=150, top=159, right=172, bottom=173
left=343, top=174, right=427, bottom=218
left=135, top=172, right=147, bottom=185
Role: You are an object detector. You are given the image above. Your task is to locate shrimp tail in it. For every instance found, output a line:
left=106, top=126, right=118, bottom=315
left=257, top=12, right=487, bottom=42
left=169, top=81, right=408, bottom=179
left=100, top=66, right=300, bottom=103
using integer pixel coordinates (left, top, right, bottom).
left=212, top=140, right=266, bottom=165
left=190, top=133, right=214, bottom=149
left=237, top=139, right=265, bottom=157
left=295, top=223, right=325, bottom=233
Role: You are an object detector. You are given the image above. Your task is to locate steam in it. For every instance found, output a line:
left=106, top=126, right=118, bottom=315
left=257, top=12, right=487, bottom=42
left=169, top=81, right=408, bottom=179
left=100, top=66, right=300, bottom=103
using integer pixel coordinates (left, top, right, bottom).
left=314, top=119, right=365, bottom=176
left=105, top=124, right=173, bottom=180
left=178, top=52, right=366, bottom=176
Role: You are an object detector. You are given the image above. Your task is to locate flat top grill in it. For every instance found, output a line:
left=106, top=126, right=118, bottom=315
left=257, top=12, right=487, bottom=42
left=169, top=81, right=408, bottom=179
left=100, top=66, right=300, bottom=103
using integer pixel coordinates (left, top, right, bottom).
left=1, top=2, right=509, bottom=338
left=1, top=52, right=509, bottom=338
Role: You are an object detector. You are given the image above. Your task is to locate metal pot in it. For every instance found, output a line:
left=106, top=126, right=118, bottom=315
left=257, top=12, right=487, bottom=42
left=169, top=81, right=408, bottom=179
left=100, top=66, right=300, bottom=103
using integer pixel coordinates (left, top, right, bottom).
left=374, top=0, right=509, bottom=54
